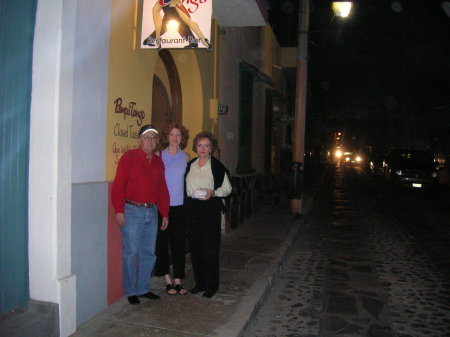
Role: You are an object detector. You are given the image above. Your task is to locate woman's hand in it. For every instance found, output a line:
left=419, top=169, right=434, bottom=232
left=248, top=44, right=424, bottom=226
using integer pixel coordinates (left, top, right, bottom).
left=170, top=0, right=182, bottom=7
left=204, top=189, right=215, bottom=200
left=161, top=217, right=169, bottom=230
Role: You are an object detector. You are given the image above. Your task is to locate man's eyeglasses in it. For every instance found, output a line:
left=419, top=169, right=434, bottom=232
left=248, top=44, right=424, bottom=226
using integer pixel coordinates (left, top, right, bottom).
left=142, top=134, right=158, bottom=141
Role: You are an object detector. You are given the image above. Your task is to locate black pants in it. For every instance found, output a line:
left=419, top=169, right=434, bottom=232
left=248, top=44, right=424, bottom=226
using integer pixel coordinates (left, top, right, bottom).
left=186, top=198, right=222, bottom=292
left=154, top=205, right=186, bottom=279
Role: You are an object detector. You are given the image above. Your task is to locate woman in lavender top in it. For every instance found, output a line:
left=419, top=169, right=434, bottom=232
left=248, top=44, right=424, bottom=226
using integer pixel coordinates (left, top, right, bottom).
left=154, top=123, right=189, bottom=294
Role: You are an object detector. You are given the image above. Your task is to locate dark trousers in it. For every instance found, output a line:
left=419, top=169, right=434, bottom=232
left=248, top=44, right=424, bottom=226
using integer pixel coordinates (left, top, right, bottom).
left=186, top=198, right=222, bottom=292
left=154, top=205, right=186, bottom=279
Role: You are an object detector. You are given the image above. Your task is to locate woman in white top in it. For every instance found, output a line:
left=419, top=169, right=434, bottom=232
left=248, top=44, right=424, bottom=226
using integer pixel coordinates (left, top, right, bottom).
left=185, top=131, right=232, bottom=298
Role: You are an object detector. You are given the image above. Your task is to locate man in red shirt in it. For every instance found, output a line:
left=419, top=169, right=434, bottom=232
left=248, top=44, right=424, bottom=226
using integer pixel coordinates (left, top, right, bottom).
left=111, top=124, right=170, bottom=305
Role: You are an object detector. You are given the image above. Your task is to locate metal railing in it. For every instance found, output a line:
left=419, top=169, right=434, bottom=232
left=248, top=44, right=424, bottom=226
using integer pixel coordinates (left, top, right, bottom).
left=223, top=173, right=282, bottom=232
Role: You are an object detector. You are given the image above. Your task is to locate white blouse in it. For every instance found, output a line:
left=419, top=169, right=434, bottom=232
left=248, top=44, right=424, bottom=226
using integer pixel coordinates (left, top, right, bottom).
left=186, top=158, right=232, bottom=198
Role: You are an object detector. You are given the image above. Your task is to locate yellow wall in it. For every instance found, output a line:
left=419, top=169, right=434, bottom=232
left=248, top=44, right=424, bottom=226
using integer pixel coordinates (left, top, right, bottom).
left=106, top=0, right=157, bottom=180
left=171, top=50, right=202, bottom=158
left=281, top=47, right=297, bottom=69
left=261, top=26, right=284, bottom=93
left=106, top=0, right=216, bottom=179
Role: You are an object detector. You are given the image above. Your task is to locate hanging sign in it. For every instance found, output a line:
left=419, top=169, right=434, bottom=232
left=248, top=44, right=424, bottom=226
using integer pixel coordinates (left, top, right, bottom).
left=141, top=0, right=213, bottom=51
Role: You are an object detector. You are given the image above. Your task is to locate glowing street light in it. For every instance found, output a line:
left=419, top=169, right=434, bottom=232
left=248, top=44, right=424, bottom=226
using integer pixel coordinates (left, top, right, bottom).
left=290, top=1, right=352, bottom=217
left=332, top=2, right=353, bottom=17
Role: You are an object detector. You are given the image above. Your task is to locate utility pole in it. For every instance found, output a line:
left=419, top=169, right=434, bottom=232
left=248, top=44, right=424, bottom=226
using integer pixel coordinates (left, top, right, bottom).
left=290, top=0, right=309, bottom=217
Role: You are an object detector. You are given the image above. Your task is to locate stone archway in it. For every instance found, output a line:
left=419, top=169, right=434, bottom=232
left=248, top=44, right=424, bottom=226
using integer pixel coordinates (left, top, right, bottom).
left=151, top=50, right=182, bottom=127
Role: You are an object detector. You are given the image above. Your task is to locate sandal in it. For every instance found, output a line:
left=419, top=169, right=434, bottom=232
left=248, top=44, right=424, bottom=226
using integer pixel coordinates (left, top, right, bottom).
left=166, top=284, right=177, bottom=295
left=174, top=284, right=187, bottom=295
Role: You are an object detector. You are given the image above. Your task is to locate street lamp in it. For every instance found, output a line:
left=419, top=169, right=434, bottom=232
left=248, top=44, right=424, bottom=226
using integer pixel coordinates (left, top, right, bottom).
left=332, top=2, right=353, bottom=17
left=290, top=0, right=351, bottom=217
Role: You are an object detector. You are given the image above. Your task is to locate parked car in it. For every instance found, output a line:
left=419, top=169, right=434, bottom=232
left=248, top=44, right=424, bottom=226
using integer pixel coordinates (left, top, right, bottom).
left=383, top=149, right=439, bottom=188
left=369, top=151, right=385, bottom=176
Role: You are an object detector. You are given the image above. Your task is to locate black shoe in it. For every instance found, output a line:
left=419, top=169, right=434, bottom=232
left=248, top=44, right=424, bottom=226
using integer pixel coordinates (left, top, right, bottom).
left=155, top=40, right=162, bottom=51
left=184, top=42, right=198, bottom=48
left=143, top=37, right=155, bottom=47
left=174, top=284, right=188, bottom=295
left=205, top=39, right=213, bottom=52
left=143, top=37, right=161, bottom=50
left=139, top=292, right=160, bottom=300
left=166, top=283, right=177, bottom=295
left=127, top=295, right=140, bottom=305
left=202, top=290, right=216, bottom=298
left=189, top=286, right=205, bottom=294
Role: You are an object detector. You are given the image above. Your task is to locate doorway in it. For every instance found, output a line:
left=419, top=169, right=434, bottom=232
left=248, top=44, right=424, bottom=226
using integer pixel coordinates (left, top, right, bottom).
left=151, top=75, right=170, bottom=130
left=151, top=50, right=182, bottom=131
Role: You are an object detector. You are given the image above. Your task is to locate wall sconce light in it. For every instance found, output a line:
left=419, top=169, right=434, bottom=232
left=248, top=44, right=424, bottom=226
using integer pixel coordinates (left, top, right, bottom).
left=218, top=103, right=228, bottom=115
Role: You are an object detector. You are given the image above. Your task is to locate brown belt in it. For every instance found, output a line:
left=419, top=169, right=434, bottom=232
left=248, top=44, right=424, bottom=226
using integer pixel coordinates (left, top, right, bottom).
left=126, top=200, right=156, bottom=208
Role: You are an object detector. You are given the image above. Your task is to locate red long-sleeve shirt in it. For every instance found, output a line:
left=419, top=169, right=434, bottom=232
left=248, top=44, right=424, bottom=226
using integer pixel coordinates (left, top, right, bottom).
left=111, top=148, right=169, bottom=217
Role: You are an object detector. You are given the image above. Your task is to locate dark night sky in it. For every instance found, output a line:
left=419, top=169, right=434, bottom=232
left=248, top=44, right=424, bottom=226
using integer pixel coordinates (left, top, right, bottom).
left=267, top=0, right=450, bottom=151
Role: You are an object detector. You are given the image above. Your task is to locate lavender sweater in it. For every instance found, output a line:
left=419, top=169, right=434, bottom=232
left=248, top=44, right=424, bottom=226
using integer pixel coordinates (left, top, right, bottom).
left=161, top=148, right=188, bottom=206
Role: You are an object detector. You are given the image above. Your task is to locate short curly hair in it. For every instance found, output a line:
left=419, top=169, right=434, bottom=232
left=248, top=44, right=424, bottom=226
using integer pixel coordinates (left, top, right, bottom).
left=192, top=131, right=218, bottom=155
left=159, top=122, right=189, bottom=150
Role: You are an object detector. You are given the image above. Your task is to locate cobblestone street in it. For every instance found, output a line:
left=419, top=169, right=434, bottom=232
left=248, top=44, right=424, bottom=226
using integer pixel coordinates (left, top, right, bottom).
left=246, top=164, right=450, bottom=337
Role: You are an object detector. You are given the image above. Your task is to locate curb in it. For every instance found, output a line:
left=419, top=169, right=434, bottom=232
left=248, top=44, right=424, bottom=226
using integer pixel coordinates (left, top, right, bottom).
left=215, top=194, right=313, bottom=337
